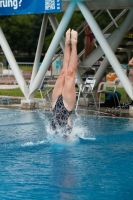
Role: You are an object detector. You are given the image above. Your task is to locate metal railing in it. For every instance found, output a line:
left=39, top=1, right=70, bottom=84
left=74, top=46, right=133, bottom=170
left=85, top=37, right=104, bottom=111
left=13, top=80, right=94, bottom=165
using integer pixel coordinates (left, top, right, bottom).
left=78, top=8, right=129, bottom=60
left=52, top=9, right=129, bottom=65
left=0, top=62, right=3, bottom=78
left=17, top=62, right=34, bottom=67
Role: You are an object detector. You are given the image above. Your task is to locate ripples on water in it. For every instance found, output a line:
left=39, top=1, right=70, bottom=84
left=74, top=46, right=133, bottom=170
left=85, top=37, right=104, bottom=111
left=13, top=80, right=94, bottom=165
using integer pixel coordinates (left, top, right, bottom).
left=0, top=108, right=133, bottom=200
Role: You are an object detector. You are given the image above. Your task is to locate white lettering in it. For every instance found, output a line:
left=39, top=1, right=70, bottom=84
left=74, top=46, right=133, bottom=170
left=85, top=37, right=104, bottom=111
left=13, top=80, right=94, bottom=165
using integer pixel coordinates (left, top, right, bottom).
left=19, top=0, right=22, bottom=7
left=3, top=0, right=8, bottom=7
left=8, top=0, right=13, bottom=7
left=0, top=1, right=3, bottom=7
left=13, top=0, right=18, bottom=9
left=0, top=0, right=20, bottom=9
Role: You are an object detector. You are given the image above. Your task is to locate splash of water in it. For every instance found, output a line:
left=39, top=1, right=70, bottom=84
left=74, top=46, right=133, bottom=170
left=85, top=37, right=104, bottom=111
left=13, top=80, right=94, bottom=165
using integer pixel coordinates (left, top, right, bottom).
left=21, top=113, right=96, bottom=147
left=42, top=113, right=96, bottom=144
left=1, top=110, right=96, bottom=148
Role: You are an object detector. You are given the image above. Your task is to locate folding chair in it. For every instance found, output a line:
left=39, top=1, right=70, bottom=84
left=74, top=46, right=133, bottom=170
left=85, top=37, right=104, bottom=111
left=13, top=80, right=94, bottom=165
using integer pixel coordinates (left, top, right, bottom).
left=97, top=78, right=121, bottom=112
left=75, top=77, right=97, bottom=111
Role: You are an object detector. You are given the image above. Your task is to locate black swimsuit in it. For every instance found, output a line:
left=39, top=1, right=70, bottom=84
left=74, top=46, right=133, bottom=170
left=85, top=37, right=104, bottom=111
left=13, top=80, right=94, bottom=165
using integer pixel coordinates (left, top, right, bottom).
left=51, top=95, right=72, bottom=135
left=86, top=33, right=94, bottom=42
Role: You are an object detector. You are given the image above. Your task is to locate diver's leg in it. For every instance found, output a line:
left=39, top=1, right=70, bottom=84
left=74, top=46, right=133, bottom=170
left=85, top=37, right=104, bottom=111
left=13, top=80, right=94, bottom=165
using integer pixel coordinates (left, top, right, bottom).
left=52, top=29, right=71, bottom=108
left=62, top=29, right=78, bottom=111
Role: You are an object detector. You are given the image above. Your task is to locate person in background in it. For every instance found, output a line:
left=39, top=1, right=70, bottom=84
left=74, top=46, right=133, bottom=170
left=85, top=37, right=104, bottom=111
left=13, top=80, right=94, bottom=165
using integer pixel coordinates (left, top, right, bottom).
left=83, top=22, right=102, bottom=102
left=83, top=22, right=94, bottom=60
left=128, top=57, right=133, bottom=105
left=51, top=29, right=78, bottom=136
left=128, top=57, right=133, bottom=85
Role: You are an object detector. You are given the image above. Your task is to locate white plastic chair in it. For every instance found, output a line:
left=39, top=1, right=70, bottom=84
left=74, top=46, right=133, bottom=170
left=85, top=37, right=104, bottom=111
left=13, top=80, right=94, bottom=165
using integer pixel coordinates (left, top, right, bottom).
left=97, top=78, right=121, bottom=111
left=75, top=77, right=97, bottom=111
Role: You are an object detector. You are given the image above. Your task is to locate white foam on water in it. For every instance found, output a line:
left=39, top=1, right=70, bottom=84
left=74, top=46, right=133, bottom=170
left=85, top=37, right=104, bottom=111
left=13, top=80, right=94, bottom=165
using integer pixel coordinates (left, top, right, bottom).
left=72, top=114, right=96, bottom=141
left=21, top=140, right=46, bottom=147
left=19, top=111, right=96, bottom=147
left=43, top=113, right=96, bottom=144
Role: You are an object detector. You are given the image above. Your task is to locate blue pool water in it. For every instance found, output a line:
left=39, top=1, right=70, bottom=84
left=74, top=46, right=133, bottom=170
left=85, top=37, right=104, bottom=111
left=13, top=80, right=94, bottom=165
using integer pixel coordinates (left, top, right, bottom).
left=0, top=108, right=133, bottom=200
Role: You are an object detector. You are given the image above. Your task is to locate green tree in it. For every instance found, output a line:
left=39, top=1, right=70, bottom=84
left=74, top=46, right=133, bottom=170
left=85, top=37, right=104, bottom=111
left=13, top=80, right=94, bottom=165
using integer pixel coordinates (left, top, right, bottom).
left=0, top=15, right=35, bottom=54
left=29, top=14, right=53, bottom=54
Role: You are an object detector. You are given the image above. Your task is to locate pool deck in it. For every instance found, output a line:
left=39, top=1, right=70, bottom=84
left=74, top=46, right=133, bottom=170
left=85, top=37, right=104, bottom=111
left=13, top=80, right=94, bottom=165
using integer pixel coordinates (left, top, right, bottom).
left=0, top=93, right=132, bottom=119
left=0, top=82, right=133, bottom=118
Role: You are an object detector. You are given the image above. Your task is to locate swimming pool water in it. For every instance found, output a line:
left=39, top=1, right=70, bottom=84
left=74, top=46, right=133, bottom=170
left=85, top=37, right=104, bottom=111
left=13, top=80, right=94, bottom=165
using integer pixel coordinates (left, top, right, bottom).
left=0, top=108, right=133, bottom=200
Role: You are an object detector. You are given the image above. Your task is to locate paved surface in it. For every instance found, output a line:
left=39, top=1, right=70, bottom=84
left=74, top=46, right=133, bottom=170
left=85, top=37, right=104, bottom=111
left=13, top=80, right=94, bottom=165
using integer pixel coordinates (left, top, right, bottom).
left=0, top=70, right=31, bottom=85
left=0, top=85, right=20, bottom=89
left=0, top=73, right=56, bottom=88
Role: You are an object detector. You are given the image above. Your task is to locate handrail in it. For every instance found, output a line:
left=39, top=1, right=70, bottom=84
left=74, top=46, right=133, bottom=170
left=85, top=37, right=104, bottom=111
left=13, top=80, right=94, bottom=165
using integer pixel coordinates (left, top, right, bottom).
left=53, top=9, right=129, bottom=65
left=78, top=8, right=129, bottom=61
left=102, top=9, right=128, bottom=34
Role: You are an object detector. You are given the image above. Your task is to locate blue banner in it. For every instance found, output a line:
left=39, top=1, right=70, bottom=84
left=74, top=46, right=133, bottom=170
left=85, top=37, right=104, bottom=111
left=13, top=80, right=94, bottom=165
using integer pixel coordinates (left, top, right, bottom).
left=0, top=0, right=62, bottom=16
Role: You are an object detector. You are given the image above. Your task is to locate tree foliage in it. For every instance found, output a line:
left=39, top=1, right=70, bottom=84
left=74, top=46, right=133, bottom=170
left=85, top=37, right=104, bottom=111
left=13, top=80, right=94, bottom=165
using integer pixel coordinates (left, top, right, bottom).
left=0, top=15, right=35, bottom=54
left=0, top=10, right=133, bottom=57
left=0, top=14, right=52, bottom=55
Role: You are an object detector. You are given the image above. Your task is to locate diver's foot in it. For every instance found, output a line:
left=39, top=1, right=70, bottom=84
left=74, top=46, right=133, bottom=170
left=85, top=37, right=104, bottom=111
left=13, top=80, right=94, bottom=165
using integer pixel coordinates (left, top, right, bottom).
left=71, top=29, right=78, bottom=44
left=65, top=28, right=71, bottom=45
